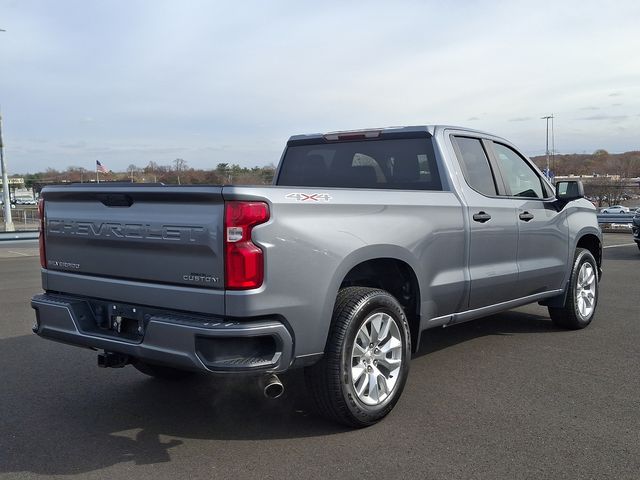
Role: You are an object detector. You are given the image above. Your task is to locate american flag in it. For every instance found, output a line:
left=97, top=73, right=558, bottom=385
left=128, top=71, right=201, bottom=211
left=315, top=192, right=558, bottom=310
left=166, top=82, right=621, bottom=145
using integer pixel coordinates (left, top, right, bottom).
left=96, top=160, right=109, bottom=173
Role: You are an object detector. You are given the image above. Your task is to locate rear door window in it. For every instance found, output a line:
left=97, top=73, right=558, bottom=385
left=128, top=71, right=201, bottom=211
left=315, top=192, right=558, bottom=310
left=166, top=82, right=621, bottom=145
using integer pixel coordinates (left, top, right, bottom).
left=276, top=138, right=442, bottom=190
left=451, top=136, right=497, bottom=196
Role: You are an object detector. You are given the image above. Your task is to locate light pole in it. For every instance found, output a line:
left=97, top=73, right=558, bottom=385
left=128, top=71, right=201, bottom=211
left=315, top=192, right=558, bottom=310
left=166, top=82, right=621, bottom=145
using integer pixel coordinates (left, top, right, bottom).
left=0, top=108, right=15, bottom=231
left=1, top=28, right=14, bottom=231
left=541, top=115, right=554, bottom=180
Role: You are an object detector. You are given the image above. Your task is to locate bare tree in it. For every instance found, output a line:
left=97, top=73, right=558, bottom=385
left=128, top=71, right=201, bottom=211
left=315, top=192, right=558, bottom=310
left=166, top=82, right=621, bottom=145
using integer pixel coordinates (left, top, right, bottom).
left=127, top=164, right=139, bottom=183
left=145, top=161, right=160, bottom=182
left=173, top=158, right=187, bottom=185
left=585, top=179, right=610, bottom=208
left=65, top=166, right=89, bottom=183
left=173, top=158, right=187, bottom=171
left=586, top=177, right=626, bottom=207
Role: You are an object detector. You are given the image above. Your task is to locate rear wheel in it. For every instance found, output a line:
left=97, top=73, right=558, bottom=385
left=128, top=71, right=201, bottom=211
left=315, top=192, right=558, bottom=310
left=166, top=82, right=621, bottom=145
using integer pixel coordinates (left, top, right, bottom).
left=305, top=287, right=411, bottom=427
left=132, top=360, right=196, bottom=381
left=548, top=248, right=599, bottom=330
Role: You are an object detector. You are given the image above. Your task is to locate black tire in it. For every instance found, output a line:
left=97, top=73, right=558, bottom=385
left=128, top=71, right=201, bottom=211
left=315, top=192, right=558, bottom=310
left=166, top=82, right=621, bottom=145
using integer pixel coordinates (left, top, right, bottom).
left=548, top=248, right=599, bottom=330
left=305, top=287, right=411, bottom=427
left=132, top=360, right=196, bottom=381
left=636, top=243, right=640, bottom=252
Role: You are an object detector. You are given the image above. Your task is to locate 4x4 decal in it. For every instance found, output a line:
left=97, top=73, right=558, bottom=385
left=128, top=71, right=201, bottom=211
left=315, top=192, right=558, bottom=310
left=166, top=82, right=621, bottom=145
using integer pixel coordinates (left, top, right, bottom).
left=285, top=193, right=332, bottom=202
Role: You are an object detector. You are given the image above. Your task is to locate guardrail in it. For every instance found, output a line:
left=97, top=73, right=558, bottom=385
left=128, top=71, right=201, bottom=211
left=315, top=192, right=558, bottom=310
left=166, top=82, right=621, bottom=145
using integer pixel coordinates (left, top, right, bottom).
left=0, top=231, right=39, bottom=241
left=597, top=213, right=635, bottom=225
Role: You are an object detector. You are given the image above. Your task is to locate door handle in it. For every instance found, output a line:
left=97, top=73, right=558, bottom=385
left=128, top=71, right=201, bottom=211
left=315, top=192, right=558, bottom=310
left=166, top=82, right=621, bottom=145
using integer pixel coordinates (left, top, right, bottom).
left=519, top=211, right=534, bottom=222
left=473, top=211, right=491, bottom=223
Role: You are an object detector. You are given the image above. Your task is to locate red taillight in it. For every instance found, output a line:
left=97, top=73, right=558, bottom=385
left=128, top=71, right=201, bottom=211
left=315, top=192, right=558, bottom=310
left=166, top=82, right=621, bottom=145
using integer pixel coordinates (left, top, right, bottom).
left=224, top=201, right=269, bottom=289
left=38, top=198, right=46, bottom=268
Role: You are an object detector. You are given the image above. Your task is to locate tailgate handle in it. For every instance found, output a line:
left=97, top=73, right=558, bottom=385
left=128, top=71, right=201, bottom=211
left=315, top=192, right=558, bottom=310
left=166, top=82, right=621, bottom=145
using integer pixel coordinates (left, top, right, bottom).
left=98, top=194, right=134, bottom=207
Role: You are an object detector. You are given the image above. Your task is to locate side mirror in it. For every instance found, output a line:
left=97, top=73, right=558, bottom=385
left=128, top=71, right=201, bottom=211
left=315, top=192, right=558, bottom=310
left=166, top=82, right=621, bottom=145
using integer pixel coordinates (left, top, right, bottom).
left=556, top=180, right=584, bottom=201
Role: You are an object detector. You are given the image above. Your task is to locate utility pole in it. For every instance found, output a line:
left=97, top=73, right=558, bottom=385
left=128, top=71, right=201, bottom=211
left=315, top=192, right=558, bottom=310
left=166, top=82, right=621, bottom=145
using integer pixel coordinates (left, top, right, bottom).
left=541, top=115, right=554, bottom=180
left=0, top=108, right=15, bottom=231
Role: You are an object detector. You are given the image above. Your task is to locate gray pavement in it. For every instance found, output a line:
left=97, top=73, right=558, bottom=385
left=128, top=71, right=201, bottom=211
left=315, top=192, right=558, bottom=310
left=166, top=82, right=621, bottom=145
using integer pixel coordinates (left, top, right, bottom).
left=0, top=234, right=638, bottom=479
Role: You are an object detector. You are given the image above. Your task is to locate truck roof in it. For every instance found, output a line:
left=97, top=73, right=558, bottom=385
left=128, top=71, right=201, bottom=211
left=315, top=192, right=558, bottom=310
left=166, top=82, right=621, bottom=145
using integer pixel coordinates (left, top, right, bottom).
left=287, top=125, right=497, bottom=145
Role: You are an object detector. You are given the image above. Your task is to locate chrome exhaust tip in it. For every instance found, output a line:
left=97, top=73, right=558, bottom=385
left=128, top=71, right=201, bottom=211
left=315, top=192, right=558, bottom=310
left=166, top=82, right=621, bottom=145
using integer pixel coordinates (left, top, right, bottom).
left=260, top=374, right=284, bottom=399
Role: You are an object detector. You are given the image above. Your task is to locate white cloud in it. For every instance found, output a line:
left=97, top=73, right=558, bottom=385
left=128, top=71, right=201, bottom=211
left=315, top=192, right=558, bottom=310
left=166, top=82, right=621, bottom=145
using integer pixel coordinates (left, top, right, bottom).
left=1, top=0, right=640, bottom=172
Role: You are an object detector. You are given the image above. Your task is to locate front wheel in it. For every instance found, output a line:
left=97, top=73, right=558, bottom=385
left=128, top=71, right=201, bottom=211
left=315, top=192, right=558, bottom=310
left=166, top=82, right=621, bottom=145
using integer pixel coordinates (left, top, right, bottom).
left=548, top=248, right=599, bottom=329
left=305, top=287, right=411, bottom=427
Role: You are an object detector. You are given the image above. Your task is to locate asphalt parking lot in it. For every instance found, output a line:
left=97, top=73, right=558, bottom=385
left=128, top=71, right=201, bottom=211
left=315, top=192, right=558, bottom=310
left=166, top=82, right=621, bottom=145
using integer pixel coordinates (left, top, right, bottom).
left=0, top=234, right=638, bottom=480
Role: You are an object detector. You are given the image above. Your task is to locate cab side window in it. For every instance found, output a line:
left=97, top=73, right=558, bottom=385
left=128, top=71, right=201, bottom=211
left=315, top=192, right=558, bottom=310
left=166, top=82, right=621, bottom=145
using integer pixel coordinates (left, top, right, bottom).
left=493, top=143, right=546, bottom=199
left=452, top=136, right=497, bottom=196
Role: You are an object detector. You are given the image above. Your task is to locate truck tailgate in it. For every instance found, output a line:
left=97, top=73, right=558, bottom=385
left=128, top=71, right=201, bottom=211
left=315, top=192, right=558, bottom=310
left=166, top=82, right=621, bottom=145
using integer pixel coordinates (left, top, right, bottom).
left=43, top=185, right=224, bottom=291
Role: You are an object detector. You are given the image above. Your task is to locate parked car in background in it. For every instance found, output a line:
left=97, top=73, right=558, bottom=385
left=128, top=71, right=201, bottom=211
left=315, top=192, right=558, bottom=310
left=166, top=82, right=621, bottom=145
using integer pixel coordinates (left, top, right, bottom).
left=601, top=205, right=630, bottom=214
left=15, top=197, right=37, bottom=206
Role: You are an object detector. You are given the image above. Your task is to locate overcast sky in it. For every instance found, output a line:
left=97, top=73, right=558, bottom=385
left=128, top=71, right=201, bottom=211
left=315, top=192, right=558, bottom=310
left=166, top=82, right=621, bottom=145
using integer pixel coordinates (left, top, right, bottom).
left=1, top=0, right=639, bottom=173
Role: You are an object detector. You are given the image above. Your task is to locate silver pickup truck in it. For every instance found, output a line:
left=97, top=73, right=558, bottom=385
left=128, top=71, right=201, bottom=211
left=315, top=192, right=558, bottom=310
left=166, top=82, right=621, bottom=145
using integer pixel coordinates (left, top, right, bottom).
left=32, top=125, right=602, bottom=427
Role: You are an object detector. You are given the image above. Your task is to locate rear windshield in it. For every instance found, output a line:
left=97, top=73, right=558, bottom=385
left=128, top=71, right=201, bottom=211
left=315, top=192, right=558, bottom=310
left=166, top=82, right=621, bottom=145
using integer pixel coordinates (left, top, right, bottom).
left=276, top=138, right=442, bottom=190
